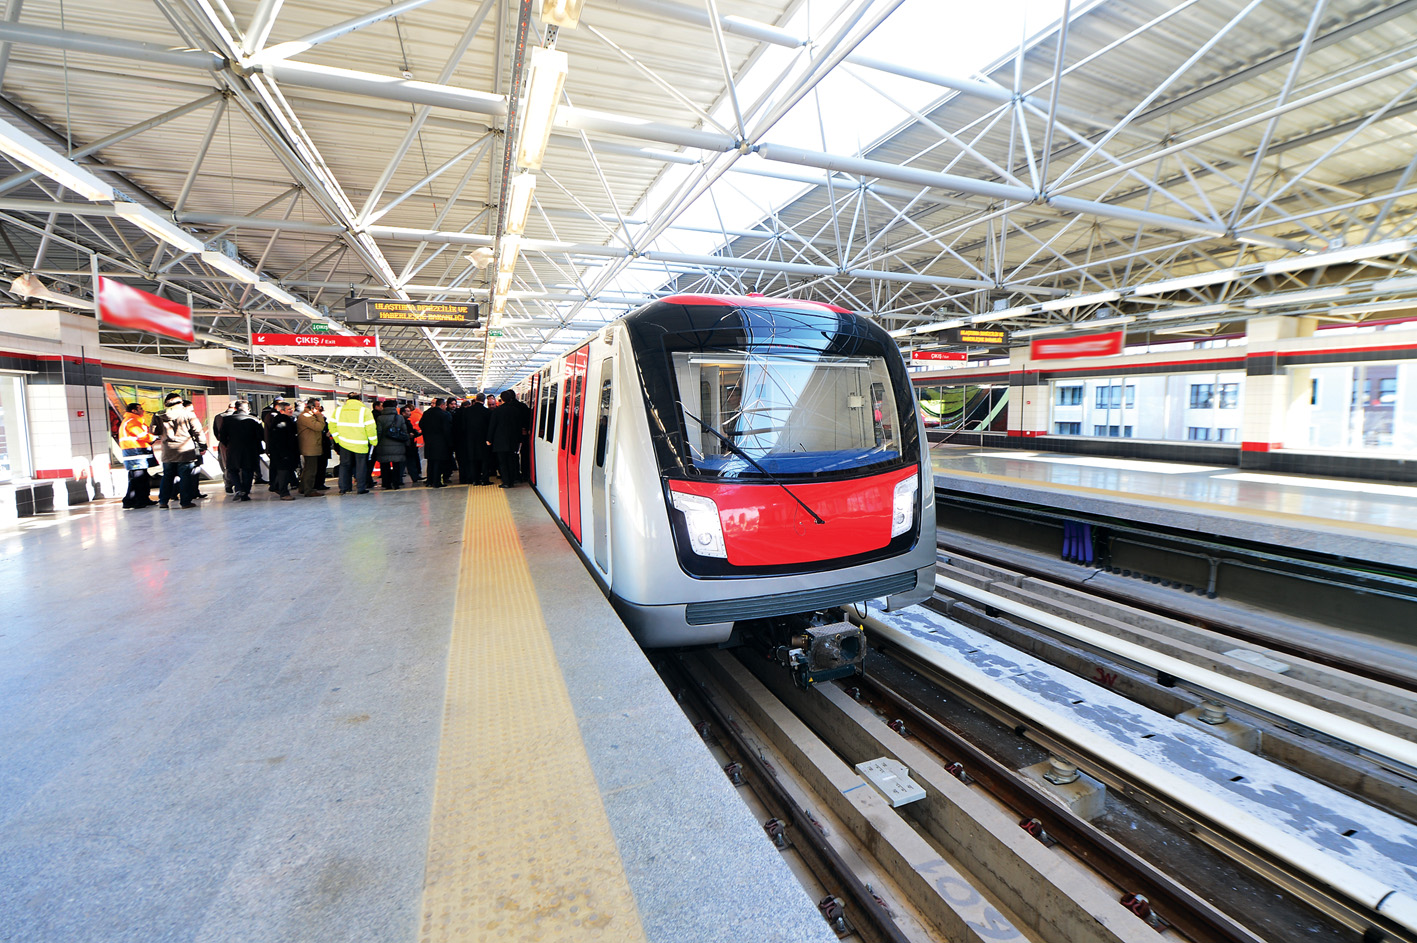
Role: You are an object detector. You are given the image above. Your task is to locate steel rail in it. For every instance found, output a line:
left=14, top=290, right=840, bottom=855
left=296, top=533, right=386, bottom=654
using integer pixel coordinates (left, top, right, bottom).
left=661, top=656, right=913, bottom=943
left=933, top=532, right=1417, bottom=694
left=861, top=613, right=1417, bottom=941
left=847, top=662, right=1267, bottom=943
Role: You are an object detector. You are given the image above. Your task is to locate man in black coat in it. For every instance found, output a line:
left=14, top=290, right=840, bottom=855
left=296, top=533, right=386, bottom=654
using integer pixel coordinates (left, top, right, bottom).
left=217, top=401, right=264, bottom=501
left=420, top=398, right=453, bottom=487
left=487, top=390, right=529, bottom=489
left=450, top=400, right=469, bottom=483
left=266, top=399, right=301, bottom=500
left=462, top=394, right=492, bottom=485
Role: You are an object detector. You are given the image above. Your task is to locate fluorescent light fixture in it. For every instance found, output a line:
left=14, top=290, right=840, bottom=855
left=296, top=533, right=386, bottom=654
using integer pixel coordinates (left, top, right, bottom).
left=0, top=117, right=114, bottom=202
left=1132, top=268, right=1240, bottom=296
left=1040, top=289, right=1121, bottom=312
left=516, top=47, right=568, bottom=171
left=1263, top=239, right=1415, bottom=275
left=539, top=0, right=585, bottom=28
left=1244, top=286, right=1349, bottom=308
left=1154, top=321, right=1221, bottom=335
left=201, top=249, right=260, bottom=285
left=1145, top=303, right=1234, bottom=321
left=1011, top=324, right=1073, bottom=339
left=913, top=318, right=967, bottom=334
left=293, top=300, right=324, bottom=320
left=254, top=280, right=298, bottom=306
left=497, top=236, right=521, bottom=275
left=504, top=172, right=536, bottom=236
left=112, top=201, right=204, bottom=253
left=1372, top=274, right=1417, bottom=293
left=969, top=306, right=1032, bottom=324
left=1078, top=315, right=1135, bottom=329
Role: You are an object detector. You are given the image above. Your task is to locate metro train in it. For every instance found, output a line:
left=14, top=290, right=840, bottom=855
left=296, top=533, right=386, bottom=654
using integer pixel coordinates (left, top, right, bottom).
left=522, top=293, right=935, bottom=685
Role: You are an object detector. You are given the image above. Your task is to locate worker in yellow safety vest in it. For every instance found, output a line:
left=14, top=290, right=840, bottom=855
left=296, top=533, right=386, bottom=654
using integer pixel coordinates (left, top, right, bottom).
left=329, top=393, right=379, bottom=495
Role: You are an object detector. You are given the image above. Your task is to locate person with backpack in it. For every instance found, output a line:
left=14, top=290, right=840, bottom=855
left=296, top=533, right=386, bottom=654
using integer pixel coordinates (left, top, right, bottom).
left=373, top=399, right=410, bottom=489
left=150, top=392, right=207, bottom=509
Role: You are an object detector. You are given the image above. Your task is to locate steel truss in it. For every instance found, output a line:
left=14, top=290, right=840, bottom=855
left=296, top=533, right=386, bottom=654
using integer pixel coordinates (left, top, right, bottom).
left=0, top=0, right=1413, bottom=389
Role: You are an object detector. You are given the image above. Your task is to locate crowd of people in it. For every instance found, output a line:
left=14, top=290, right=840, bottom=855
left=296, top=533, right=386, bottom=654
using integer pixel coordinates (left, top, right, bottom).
left=117, top=389, right=534, bottom=509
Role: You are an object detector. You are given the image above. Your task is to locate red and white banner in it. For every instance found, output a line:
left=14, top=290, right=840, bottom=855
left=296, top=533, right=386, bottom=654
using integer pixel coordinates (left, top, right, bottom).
left=912, top=350, right=967, bottom=362
left=250, top=333, right=381, bottom=357
left=97, top=276, right=194, bottom=342
left=1029, top=330, right=1124, bottom=361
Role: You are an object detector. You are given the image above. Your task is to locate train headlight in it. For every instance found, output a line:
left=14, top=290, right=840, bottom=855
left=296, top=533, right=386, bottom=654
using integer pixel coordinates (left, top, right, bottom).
left=891, top=475, right=918, bottom=538
left=671, top=491, right=727, bottom=558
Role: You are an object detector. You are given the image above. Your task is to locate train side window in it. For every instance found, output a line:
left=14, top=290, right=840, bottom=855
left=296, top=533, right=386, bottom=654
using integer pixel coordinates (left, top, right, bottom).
left=570, top=373, right=585, bottom=455
left=594, top=377, right=612, bottom=468
left=561, top=378, right=573, bottom=446
left=543, top=382, right=559, bottom=440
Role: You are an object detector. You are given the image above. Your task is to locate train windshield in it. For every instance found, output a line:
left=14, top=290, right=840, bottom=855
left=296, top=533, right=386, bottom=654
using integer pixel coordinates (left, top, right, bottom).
left=625, top=301, right=918, bottom=480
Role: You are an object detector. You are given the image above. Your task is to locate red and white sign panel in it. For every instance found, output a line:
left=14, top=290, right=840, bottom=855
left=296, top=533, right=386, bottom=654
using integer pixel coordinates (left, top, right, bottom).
left=97, top=276, right=194, bottom=342
left=912, top=350, right=967, bottom=362
left=250, top=333, right=381, bottom=357
left=1029, top=330, right=1124, bottom=361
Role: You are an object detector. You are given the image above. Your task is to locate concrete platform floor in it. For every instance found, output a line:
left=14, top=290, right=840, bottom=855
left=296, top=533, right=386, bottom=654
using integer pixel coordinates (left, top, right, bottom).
left=0, top=483, right=834, bottom=943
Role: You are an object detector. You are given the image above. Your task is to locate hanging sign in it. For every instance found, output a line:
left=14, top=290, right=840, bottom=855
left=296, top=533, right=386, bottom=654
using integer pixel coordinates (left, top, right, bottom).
left=1029, top=330, right=1125, bottom=361
left=343, top=299, right=479, bottom=329
left=251, top=333, right=382, bottom=357
left=912, top=350, right=967, bottom=362
left=97, top=276, right=194, bottom=342
left=941, top=328, right=1006, bottom=346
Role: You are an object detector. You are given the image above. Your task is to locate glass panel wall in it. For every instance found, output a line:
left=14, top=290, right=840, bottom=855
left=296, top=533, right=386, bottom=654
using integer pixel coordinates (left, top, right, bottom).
left=0, top=374, right=30, bottom=482
left=1048, top=371, right=1242, bottom=442
left=1286, top=360, right=1416, bottom=455
left=917, top=382, right=1008, bottom=432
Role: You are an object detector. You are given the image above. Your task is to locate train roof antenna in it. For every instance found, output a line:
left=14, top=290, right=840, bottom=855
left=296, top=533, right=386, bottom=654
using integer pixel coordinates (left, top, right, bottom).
left=681, top=409, right=825, bottom=525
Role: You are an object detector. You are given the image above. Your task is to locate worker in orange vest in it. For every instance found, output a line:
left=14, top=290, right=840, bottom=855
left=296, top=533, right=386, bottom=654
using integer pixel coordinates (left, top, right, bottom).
left=118, top=402, right=157, bottom=509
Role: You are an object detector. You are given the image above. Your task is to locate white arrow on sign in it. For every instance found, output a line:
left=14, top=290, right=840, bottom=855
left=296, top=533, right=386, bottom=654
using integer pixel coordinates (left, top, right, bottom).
left=255, top=334, right=266, bottom=343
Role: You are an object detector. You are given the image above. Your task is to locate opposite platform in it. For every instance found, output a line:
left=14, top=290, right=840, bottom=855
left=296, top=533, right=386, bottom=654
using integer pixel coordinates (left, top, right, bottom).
left=932, top=445, right=1417, bottom=569
left=0, top=482, right=833, bottom=942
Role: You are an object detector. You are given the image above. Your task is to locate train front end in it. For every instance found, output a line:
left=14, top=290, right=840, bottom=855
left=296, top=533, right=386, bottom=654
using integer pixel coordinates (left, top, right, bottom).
left=611, top=295, right=935, bottom=676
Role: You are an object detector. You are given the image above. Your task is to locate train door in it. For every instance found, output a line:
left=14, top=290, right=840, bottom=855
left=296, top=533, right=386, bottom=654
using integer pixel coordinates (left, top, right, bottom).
left=557, top=345, right=588, bottom=541
left=591, top=354, right=614, bottom=573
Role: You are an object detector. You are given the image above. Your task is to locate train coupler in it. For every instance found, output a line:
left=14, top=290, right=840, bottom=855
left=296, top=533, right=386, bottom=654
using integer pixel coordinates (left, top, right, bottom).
left=775, top=620, right=866, bottom=689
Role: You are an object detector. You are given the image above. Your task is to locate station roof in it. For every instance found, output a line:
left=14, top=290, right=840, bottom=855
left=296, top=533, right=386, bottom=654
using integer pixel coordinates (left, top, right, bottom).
left=0, top=0, right=1414, bottom=392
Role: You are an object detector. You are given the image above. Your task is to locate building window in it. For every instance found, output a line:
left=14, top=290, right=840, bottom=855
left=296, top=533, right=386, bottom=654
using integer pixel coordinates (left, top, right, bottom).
left=1218, top=382, right=1239, bottom=409
left=1124, top=426, right=1134, bottom=437
left=1093, top=424, right=1125, bottom=437
left=1056, top=385, right=1082, bottom=406
left=1094, top=384, right=1137, bottom=409
left=1189, top=384, right=1215, bottom=409
left=1055, top=422, right=1081, bottom=435
left=1187, top=426, right=1212, bottom=441
left=1217, top=428, right=1238, bottom=442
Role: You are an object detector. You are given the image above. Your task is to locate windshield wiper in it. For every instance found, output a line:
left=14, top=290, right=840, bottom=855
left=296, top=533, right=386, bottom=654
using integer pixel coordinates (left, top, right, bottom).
left=681, top=409, right=825, bottom=525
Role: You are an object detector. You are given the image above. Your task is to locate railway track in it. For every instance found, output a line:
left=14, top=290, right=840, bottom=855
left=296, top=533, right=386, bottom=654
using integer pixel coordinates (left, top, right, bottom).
left=934, top=529, right=1417, bottom=694
left=660, top=588, right=1417, bottom=943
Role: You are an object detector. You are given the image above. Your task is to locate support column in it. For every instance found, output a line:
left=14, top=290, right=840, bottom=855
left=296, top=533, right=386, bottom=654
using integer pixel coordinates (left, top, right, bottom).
left=1241, top=315, right=1315, bottom=467
left=1007, top=347, right=1047, bottom=440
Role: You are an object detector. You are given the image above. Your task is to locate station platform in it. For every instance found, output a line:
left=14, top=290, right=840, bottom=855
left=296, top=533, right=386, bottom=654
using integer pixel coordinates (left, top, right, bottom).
left=0, top=483, right=835, bottom=943
left=931, top=444, right=1417, bottom=570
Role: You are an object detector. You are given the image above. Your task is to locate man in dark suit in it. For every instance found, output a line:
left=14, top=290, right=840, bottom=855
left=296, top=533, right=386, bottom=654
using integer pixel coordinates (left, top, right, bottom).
left=487, top=390, right=529, bottom=489
left=462, top=394, right=492, bottom=485
left=420, top=398, right=453, bottom=487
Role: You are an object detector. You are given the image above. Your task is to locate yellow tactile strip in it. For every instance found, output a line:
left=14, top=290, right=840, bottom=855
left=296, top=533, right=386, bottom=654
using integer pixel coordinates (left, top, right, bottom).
left=420, top=487, right=648, bottom=943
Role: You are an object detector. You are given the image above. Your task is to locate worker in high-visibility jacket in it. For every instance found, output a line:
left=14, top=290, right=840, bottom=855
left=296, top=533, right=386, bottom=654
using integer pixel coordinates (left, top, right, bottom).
left=118, top=402, right=157, bottom=509
left=329, top=392, right=379, bottom=495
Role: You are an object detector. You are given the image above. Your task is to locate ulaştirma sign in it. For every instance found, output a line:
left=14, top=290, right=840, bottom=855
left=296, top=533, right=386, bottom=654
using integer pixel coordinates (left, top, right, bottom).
left=343, top=299, right=479, bottom=329
left=250, top=333, right=382, bottom=357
